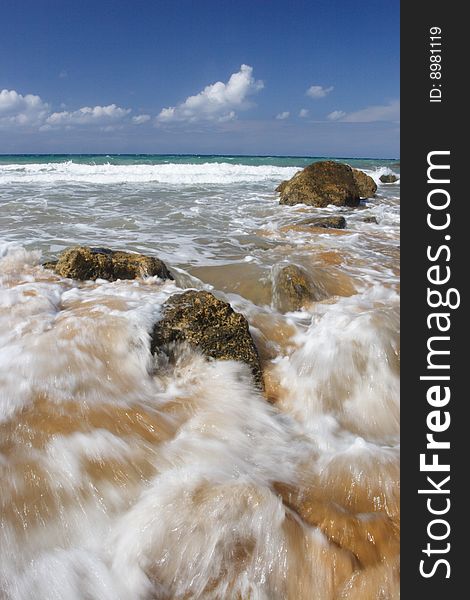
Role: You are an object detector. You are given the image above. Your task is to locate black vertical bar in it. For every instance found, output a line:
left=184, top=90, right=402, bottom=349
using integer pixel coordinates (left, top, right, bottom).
left=401, top=2, right=465, bottom=597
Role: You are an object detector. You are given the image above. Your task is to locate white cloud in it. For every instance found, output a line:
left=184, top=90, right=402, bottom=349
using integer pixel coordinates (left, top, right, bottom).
left=275, top=111, right=290, bottom=120
left=1, top=89, right=149, bottom=134
left=46, top=104, right=131, bottom=127
left=341, top=100, right=400, bottom=122
left=0, top=89, right=50, bottom=128
left=327, top=110, right=346, bottom=121
left=132, top=114, right=151, bottom=125
left=306, top=85, right=334, bottom=99
left=299, top=108, right=309, bottom=118
left=156, top=64, right=263, bottom=123
left=326, top=101, right=400, bottom=123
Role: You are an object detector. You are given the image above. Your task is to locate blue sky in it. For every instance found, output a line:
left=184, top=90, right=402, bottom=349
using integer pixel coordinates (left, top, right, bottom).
left=0, top=0, right=399, bottom=157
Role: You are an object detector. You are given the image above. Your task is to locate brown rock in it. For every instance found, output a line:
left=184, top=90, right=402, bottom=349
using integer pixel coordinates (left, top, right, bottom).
left=352, top=169, right=377, bottom=198
left=50, top=246, right=173, bottom=281
left=42, top=261, right=58, bottom=271
left=363, top=216, right=379, bottom=224
left=275, top=482, right=399, bottom=569
left=298, top=216, right=347, bottom=229
left=278, top=161, right=361, bottom=208
left=272, top=264, right=328, bottom=312
left=151, top=290, right=263, bottom=388
left=275, top=180, right=288, bottom=194
left=379, top=174, right=398, bottom=183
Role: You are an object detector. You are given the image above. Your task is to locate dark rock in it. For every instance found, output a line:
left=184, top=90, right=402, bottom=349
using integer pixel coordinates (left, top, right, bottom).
left=298, top=216, right=347, bottom=229
left=151, top=290, right=263, bottom=389
left=352, top=169, right=377, bottom=198
left=363, top=216, right=379, bottom=224
left=89, top=247, right=113, bottom=255
left=50, top=246, right=173, bottom=281
left=379, top=174, right=399, bottom=183
left=278, top=161, right=361, bottom=208
left=272, top=264, right=328, bottom=313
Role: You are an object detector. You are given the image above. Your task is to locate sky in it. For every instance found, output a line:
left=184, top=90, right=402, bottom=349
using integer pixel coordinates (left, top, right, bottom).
left=0, top=0, right=399, bottom=157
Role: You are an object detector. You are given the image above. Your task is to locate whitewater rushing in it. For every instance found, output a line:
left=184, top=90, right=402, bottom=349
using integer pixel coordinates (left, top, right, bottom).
left=0, top=156, right=400, bottom=599
left=0, top=161, right=301, bottom=185
left=0, top=160, right=398, bottom=186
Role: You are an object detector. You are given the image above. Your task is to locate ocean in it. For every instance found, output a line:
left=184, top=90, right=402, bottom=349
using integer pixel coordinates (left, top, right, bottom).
left=0, top=155, right=400, bottom=599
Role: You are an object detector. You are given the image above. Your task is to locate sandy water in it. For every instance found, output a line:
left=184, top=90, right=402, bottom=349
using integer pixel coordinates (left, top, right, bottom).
left=0, top=156, right=400, bottom=599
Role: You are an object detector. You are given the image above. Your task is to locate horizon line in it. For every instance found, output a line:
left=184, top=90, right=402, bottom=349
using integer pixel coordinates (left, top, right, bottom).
left=0, top=152, right=400, bottom=160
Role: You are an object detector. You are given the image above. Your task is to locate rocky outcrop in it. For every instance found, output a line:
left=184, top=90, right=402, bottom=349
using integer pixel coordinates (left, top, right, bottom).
left=298, top=216, right=347, bottom=229
left=272, top=264, right=328, bottom=313
left=45, top=246, right=173, bottom=281
left=277, top=161, right=362, bottom=208
left=151, top=290, right=263, bottom=388
left=352, top=169, right=377, bottom=198
left=379, top=174, right=398, bottom=183
left=275, top=180, right=288, bottom=194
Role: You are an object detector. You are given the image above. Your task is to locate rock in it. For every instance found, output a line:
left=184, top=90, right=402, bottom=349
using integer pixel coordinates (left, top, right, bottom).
left=298, top=216, right=347, bottom=229
left=380, top=174, right=398, bottom=183
left=278, top=161, right=361, bottom=208
left=352, top=169, right=377, bottom=198
left=50, top=246, right=173, bottom=281
left=363, top=216, right=378, bottom=224
left=151, top=290, right=263, bottom=388
left=42, top=261, right=58, bottom=271
left=275, top=180, right=288, bottom=194
left=274, top=482, right=399, bottom=570
left=272, top=264, right=328, bottom=313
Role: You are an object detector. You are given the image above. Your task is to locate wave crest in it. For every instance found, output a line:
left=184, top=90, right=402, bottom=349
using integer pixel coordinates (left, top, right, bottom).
left=0, top=161, right=300, bottom=185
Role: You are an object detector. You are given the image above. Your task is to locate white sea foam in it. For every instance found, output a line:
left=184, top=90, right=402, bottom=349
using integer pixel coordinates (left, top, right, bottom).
left=361, top=166, right=400, bottom=185
left=0, top=161, right=300, bottom=185
left=274, top=285, right=400, bottom=443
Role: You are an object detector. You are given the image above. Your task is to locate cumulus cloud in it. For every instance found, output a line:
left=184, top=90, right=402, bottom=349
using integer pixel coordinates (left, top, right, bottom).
left=306, top=85, right=334, bottom=99
left=327, top=101, right=399, bottom=123
left=299, top=108, right=309, bottom=118
left=46, top=104, right=131, bottom=127
left=1, top=88, right=144, bottom=134
left=0, top=89, right=50, bottom=128
left=327, top=110, right=346, bottom=121
left=132, top=114, right=151, bottom=125
left=156, top=64, right=263, bottom=123
left=275, top=111, right=290, bottom=120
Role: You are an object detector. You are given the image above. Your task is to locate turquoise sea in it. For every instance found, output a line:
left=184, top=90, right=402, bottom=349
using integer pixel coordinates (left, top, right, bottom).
left=0, top=153, right=399, bottom=168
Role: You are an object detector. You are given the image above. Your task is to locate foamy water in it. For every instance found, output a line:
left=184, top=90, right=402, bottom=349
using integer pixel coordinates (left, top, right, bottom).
left=0, top=156, right=400, bottom=599
left=0, top=161, right=302, bottom=185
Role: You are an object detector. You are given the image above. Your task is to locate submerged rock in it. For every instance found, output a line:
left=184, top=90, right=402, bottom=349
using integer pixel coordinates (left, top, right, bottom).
left=363, top=216, right=379, bottom=224
left=298, top=216, right=347, bottom=229
left=278, top=161, right=362, bottom=208
left=352, top=169, right=377, bottom=198
left=46, top=246, right=173, bottom=281
left=272, top=264, right=328, bottom=313
left=380, top=174, right=398, bottom=183
left=151, top=290, right=263, bottom=388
